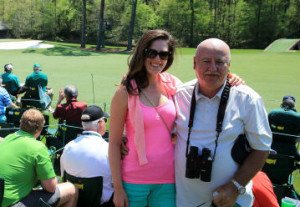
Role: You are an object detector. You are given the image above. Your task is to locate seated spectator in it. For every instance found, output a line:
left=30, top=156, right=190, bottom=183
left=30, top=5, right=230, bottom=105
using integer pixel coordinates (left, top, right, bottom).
left=1, top=63, right=21, bottom=97
left=53, top=85, right=87, bottom=144
left=0, top=77, right=18, bottom=123
left=252, top=171, right=279, bottom=207
left=25, top=64, right=48, bottom=93
left=21, top=64, right=52, bottom=109
left=268, top=95, right=300, bottom=160
left=269, top=95, right=300, bottom=135
left=0, top=109, right=78, bottom=207
left=60, top=105, right=113, bottom=207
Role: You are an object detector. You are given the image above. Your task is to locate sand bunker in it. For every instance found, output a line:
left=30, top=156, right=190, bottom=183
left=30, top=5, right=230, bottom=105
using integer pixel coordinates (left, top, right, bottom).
left=0, top=40, right=54, bottom=50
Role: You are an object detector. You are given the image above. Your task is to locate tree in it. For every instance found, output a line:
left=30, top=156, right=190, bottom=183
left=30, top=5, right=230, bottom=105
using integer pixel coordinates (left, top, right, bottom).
left=96, top=0, right=105, bottom=50
left=157, top=0, right=191, bottom=45
left=189, top=0, right=194, bottom=47
left=80, top=0, right=87, bottom=48
left=127, top=0, right=137, bottom=51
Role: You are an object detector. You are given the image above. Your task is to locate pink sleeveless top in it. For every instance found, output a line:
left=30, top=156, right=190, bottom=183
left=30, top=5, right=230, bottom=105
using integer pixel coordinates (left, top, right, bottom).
left=122, top=98, right=176, bottom=184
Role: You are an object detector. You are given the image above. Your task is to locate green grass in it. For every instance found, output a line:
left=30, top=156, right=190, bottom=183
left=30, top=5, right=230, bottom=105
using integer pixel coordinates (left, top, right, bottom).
left=265, top=38, right=300, bottom=52
left=1, top=41, right=300, bottom=191
left=1, top=43, right=299, bottom=112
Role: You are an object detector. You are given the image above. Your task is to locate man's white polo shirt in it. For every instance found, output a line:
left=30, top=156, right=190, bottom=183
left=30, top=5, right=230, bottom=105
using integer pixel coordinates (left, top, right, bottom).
left=60, top=131, right=113, bottom=204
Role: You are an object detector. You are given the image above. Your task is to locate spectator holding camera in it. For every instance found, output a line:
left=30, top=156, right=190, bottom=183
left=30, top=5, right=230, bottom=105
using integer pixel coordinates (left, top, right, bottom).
left=173, top=38, right=272, bottom=207
left=53, top=85, right=87, bottom=143
left=53, top=85, right=87, bottom=127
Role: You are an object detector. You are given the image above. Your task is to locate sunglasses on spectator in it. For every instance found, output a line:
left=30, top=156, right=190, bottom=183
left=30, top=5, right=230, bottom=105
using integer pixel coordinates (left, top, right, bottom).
left=99, top=117, right=107, bottom=123
left=144, top=49, right=171, bottom=60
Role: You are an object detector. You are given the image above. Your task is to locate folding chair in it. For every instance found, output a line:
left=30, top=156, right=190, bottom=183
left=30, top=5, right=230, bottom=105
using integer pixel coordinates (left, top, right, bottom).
left=0, top=177, right=4, bottom=206
left=21, top=84, right=50, bottom=110
left=63, top=171, right=103, bottom=207
left=262, top=152, right=300, bottom=204
left=3, top=79, right=19, bottom=97
left=5, top=108, right=49, bottom=136
left=0, top=122, right=17, bottom=138
left=55, top=123, right=82, bottom=145
left=5, top=107, right=26, bottom=127
left=38, top=198, right=51, bottom=207
left=263, top=153, right=296, bottom=185
left=271, top=132, right=300, bottom=161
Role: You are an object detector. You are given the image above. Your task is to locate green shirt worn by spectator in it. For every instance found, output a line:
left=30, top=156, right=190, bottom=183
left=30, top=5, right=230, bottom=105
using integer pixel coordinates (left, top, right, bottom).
left=1, top=72, right=20, bottom=96
left=0, top=130, right=55, bottom=207
left=25, top=71, right=48, bottom=92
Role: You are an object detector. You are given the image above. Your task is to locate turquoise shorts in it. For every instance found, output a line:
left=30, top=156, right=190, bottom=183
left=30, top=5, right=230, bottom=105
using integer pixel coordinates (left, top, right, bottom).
left=123, top=182, right=175, bottom=207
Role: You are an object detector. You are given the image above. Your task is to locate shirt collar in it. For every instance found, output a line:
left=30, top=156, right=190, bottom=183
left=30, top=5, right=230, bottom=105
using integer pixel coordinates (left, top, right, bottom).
left=16, top=130, right=35, bottom=139
left=67, top=98, right=77, bottom=103
left=195, top=82, right=227, bottom=101
left=82, top=130, right=102, bottom=137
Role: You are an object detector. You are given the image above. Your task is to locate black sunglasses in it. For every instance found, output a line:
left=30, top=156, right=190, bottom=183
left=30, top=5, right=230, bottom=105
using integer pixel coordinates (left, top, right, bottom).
left=98, top=117, right=107, bottom=123
left=144, top=49, right=171, bottom=60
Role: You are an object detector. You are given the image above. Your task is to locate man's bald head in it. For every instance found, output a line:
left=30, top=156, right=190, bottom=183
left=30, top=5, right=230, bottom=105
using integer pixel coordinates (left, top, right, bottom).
left=196, top=38, right=231, bottom=64
left=193, top=38, right=231, bottom=98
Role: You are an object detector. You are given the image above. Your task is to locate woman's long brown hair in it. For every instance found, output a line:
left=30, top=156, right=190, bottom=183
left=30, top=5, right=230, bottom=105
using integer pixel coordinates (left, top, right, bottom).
left=122, top=29, right=176, bottom=95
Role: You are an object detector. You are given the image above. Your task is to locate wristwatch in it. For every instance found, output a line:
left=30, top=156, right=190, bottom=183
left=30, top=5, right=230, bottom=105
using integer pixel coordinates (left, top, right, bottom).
left=231, top=179, right=246, bottom=195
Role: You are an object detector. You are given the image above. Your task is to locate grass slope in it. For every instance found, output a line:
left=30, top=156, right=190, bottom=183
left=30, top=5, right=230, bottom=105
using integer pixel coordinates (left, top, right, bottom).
left=265, top=38, right=300, bottom=52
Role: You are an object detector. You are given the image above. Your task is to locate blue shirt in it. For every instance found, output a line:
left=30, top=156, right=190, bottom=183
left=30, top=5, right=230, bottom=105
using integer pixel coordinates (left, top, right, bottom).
left=0, top=87, right=12, bottom=115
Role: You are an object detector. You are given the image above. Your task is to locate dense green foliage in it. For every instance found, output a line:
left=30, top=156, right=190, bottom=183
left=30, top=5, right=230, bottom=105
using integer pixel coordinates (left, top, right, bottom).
left=1, top=0, right=299, bottom=48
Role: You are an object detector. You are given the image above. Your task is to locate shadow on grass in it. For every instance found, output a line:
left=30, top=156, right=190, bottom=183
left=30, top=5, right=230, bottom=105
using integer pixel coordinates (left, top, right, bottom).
left=23, top=46, right=93, bottom=56
left=23, top=45, right=131, bottom=56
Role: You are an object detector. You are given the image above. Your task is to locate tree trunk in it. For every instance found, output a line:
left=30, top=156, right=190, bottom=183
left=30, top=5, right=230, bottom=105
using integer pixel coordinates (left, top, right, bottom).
left=54, top=0, right=57, bottom=35
left=96, top=0, right=105, bottom=51
left=213, top=0, right=218, bottom=35
left=80, top=0, right=87, bottom=48
left=127, top=0, right=137, bottom=51
left=255, top=0, right=262, bottom=44
left=189, top=0, right=194, bottom=47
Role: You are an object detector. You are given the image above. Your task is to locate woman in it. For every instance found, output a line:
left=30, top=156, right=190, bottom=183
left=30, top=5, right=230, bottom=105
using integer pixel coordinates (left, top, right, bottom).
left=109, top=29, right=242, bottom=207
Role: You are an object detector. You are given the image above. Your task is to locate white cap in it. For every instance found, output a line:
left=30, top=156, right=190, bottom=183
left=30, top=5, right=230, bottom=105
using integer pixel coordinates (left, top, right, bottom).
left=5, top=64, right=13, bottom=70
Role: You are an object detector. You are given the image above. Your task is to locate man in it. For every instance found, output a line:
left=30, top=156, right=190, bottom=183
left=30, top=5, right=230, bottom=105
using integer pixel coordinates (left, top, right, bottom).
left=174, top=38, right=272, bottom=207
left=53, top=85, right=87, bottom=144
left=60, top=105, right=113, bottom=206
left=0, top=77, right=18, bottom=123
left=25, top=63, right=48, bottom=93
left=0, top=109, right=78, bottom=207
left=22, top=63, right=52, bottom=109
left=1, top=63, right=21, bottom=97
left=268, top=95, right=300, bottom=161
left=268, top=95, right=300, bottom=136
